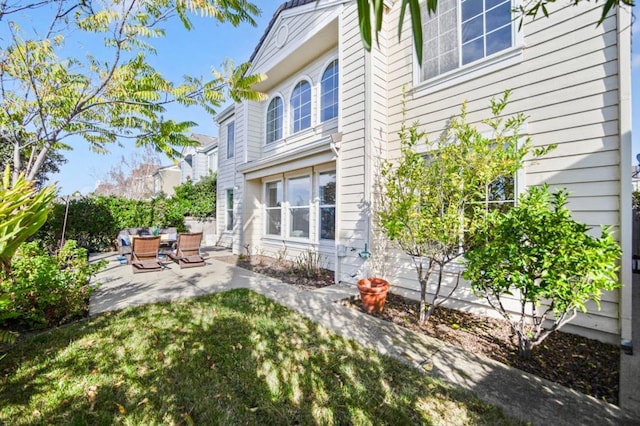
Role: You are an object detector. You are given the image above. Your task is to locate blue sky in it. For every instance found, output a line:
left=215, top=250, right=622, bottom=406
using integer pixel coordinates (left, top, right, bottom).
left=49, top=3, right=282, bottom=195
left=45, top=3, right=640, bottom=195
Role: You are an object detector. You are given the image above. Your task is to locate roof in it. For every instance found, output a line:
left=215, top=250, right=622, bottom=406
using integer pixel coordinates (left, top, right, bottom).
left=248, top=0, right=318, bottom=63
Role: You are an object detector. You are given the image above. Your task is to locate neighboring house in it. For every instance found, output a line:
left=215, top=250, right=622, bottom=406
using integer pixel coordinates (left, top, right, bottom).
left=214, top=0, right=632, bottom=346
left=93, top=163, right=159, bottom=200
left=180, top=133, right=218, bottom=184
left=152, top=164, right=181, bottom=197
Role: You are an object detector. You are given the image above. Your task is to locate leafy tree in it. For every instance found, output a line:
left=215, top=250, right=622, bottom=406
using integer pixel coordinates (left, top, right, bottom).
left=356, top=0, right=632, bottom=63
left=0, top=137, right=67, bottom=187
left=377, top=92, right=550, bottom=323
left=0, top=0, right=265, bottom=185
left=173, top=173, right=217, bottom=219
left=463, top=185, right=621, bottom=358
left=0, top=167, right=56, bottom=276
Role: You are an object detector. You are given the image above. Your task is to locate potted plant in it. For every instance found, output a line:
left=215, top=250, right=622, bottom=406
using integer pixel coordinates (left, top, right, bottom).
left=357, top=277, right=390, bottom=314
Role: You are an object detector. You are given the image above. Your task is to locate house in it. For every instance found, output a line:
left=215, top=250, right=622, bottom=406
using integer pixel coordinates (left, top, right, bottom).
left=214, top=0, right=632, bottom=348
left=151, top=164, right=181, bottom=197
left=179, top=133, right=218, bottom=184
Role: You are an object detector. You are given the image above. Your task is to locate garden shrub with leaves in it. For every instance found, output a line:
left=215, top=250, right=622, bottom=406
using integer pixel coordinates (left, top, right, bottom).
left=463, top=185, right=621, bottom=358
left=0, top=240, right=106, bottom=329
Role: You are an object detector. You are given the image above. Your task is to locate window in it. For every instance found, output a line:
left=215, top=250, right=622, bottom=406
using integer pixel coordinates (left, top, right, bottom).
left=288, top=176, right=310, bottom=238
left=265, top=181, right=282, bottom=236
left=208, top=151, right=217, bottom=172
left=318, top=171, right=336, bottom=240
left=421, top=0, right=514, bottom=81
left=480, top=175, right=515, bottom=212
left=266, top=97, right=283, bottom=144
left=226, top=122, right=235, bottom=159
left=291, top=81, right=311, bottom=133
left=226, top=189, right=234, bottom=231
left=320, top=60, right=338, bottom=122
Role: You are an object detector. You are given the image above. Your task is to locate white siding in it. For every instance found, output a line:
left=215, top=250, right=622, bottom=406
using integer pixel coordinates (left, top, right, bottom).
left=379, top=1, right=623, bottom=343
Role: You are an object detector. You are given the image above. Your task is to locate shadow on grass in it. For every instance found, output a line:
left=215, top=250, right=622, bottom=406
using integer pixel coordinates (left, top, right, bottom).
left=1, top=289, right=514, bottom=425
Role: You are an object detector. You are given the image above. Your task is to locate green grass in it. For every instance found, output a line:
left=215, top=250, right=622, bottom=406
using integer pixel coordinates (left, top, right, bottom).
left=1, top=289, right=521, bottom=425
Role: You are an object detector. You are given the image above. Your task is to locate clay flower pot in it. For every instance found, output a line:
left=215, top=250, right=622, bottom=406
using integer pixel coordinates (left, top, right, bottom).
left=357, top=277, right=390, bottom=314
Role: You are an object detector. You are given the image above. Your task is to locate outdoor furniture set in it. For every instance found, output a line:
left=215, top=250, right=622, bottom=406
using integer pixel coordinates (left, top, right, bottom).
left=119, top=229, right=206, bottom=273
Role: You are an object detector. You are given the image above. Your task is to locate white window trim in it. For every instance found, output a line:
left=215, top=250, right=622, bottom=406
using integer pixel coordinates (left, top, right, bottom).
left=264, top=179, right=283, bottom=237
left=413, top=0, right=525, bottom=95
left=289, top=76, right=314, bottom=135
left=286, top=174, right=312, bottom=241
left=225, top=188, right=234, bottom=232
left=264, top=93, right=285, bottom=146
left=226, top=122, right=235, bottom=159
left=316, top=169, right=336, bottom=242
left=317, top=57, right=339, bottom=124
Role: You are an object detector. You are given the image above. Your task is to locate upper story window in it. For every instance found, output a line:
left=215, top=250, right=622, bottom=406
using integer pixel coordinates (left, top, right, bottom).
left=226, top=122, right=235, bottom=159
left=291, top=80, right=312, bottom=133
left=266, top=97, right=283, bottom=144
left=421, top=0, right=514, bottom=81
left=320, top=60, right=339, bottom=122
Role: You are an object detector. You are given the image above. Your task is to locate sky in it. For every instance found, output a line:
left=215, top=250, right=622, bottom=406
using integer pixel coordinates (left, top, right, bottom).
left=48, top=3, right=283, bottom=195
left=26, top=2, right=640, bottom=195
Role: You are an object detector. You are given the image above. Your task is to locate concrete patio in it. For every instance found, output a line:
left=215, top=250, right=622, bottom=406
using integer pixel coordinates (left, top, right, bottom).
left=90, top=249, right=640, bottom=425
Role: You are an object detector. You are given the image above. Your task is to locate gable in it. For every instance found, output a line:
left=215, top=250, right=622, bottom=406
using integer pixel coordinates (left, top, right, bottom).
left=249, top=1, right=342, bottom=91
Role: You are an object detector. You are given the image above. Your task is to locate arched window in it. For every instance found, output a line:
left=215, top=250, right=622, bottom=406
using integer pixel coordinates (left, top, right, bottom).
left=320, top=60, right=338, bottom=122
left=291, top=80, right=312, bottom=133
left=266, top=97, right=283, bottom=144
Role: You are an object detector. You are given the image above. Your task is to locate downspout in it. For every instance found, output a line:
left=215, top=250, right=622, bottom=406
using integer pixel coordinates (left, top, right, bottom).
left=617, top=6, right=633, bottom=345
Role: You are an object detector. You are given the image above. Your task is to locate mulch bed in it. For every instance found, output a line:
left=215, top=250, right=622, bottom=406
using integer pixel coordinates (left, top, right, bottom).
left=343, top=293, right=620, bottom=405
left=215, top=254, right=619, bottom=404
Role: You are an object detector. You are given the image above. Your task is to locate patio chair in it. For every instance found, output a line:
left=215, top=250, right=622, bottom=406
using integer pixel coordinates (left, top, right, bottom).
left=168, top=232, right=205, bottom=269
left=131, top=236, right=163, bottom=273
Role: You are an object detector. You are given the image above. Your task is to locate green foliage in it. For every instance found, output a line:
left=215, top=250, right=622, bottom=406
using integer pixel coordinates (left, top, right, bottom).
left=463, top=185, right=621, bottom=358
left=377, top=92, right=549, bottom=323
left=35, top=176, right=216, bottom=252
left=0, top=167, right=56, bottom=275
left=172, top=173, right=217, bottom=220
left=357, top=0, right=631, bottom=64
left=0, top=241, right=106, bottom=329
left=0, top=0, right=265, bottom=183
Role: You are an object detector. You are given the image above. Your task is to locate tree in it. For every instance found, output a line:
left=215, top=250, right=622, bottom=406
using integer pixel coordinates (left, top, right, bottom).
left=377, top=92, right=550, bottom=323
left=0, top=137, right=67, bottom=187
left=93, top=145, right=163, bottom=200
left=0, top=0, right=266, bottom=185
left=356, top=0, right=632, bottom=63
left=463, top=185, right=621, bottom=358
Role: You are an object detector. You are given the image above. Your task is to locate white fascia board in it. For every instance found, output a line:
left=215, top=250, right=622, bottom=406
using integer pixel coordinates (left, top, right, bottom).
left=214, top=104, right=235, bottom=124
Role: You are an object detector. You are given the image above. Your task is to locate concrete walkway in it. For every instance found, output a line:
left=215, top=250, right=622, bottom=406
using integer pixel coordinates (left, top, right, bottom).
left=90, top=250, right=639, bottom=425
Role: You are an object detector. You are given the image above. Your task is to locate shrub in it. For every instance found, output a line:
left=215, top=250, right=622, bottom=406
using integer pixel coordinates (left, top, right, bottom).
left=463, top=185, right=621, bottom=358
left=0, top=240, right=106, bottom=329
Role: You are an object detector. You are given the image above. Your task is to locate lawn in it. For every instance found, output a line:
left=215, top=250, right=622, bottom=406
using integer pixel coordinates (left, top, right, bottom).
left=0, top=289, right=521, bottom=425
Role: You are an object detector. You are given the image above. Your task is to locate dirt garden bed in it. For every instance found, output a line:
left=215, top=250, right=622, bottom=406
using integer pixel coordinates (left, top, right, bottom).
left=215, top=253, right=620, bottom=405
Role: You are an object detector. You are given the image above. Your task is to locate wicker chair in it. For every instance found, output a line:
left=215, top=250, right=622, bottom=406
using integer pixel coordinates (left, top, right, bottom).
left=131, top=236, right=163, bottom=273
left=168, top=232, right=205, bottom=268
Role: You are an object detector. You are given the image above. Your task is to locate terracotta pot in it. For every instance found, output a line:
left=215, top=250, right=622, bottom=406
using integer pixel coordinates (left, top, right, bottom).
left=357, top=277, right=390, bottom=314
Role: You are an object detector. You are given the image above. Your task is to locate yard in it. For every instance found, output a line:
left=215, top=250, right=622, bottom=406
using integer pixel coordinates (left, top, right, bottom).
left=0, top=289, right=520, bottom=425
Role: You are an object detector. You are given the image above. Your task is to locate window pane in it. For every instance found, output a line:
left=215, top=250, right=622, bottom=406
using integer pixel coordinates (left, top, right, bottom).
left=290, top=207, right=310, bottom=238
left=320, top=60, right=339, bottom=122
left=486, top=25, right=512, bottom=56
left=462, top=0, right=482, bottom=21
left=226, top=122, right=235, bottom=159
left=266, top=181, right=282, bottom=207
left=320, top=207, right=335, bottom=240
left=266, top=208, right=281, bottom=235
left=291, top=81, right=311, bottom=133
left=319, top=172, right=336, bottom=204
left=266, top=97, right=283, bottom=144
left=226, top=189, right=233, bottom=231
left=488, top=175, right=514, bottom=202
left=486, top=0, right=509, bottom=11
left=462, top=15, right=483, bottom=44
left=462, top=37, right=484, bottom=65
left=486, top=1, right=511, bottom=32
left=288, top=176, right=310, bottom=206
